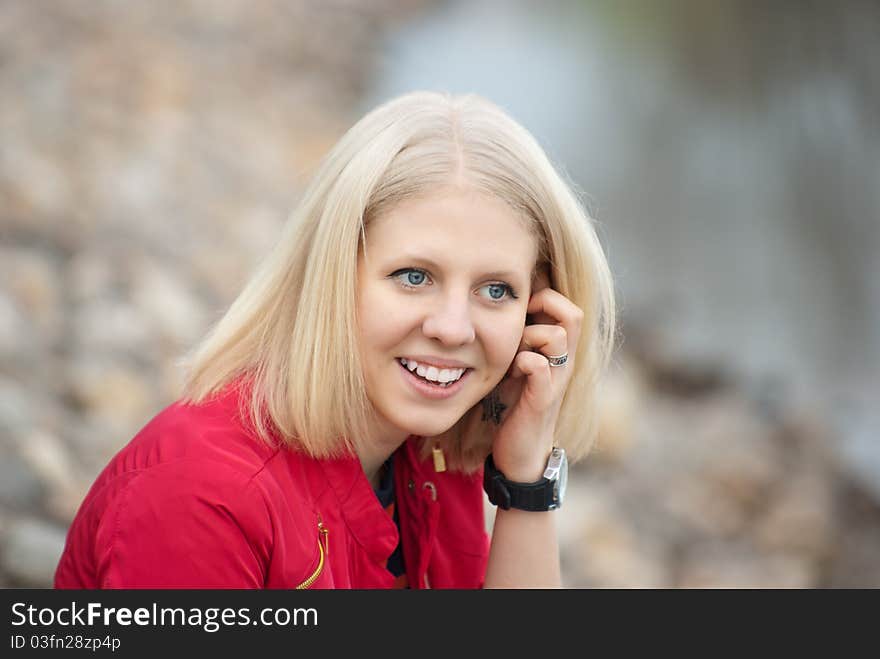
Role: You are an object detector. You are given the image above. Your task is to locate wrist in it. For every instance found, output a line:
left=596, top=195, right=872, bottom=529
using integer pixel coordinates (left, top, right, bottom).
left=483, top=447, right=568, bottom=512
left=491, top=448, right=553, bottom=483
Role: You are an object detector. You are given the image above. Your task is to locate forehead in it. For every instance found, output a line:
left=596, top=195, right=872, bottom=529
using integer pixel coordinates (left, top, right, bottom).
left=362, top=189, right=537, bottom=271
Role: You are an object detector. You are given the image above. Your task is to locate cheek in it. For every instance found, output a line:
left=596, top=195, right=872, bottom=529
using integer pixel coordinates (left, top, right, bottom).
left=482, top=318, right=525, bottom=367
left=357, top=288, right=414, bottom=352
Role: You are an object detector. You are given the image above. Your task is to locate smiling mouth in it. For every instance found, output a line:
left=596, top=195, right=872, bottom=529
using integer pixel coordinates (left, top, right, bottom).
left=396, top=358, right=472, bottom=388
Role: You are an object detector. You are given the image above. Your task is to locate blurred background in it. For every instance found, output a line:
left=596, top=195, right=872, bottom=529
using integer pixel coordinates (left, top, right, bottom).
left=1, top=0, right=878, bottom=587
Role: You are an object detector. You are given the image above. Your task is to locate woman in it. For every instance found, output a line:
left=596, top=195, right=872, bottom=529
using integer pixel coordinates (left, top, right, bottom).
left=54, top=91, right=616, bottom=589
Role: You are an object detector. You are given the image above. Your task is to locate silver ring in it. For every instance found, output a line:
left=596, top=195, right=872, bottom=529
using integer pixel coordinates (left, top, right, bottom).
left=546, top=353, right=568, bottom=367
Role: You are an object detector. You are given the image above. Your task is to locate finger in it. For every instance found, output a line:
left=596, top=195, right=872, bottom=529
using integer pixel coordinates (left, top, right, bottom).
left=518, top=323, right=568, bottom=361
left=527, top=287, right=584, bottom=326
left=506, top=350, right=554, bottom=409
left=526, top=288, right=584, bottom=357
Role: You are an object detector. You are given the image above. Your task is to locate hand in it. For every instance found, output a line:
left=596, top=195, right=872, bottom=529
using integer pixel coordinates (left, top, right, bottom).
left=490, top=267, right=584, bottom=483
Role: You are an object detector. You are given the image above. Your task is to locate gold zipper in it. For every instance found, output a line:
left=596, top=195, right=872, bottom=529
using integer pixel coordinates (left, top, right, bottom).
left=295, top=516, right=329, bottom=589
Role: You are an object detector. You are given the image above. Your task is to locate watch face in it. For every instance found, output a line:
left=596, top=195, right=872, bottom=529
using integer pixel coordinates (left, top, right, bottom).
left=546, top=447, right=567, bottom=508
left=556, top=453, right=568, bottom=505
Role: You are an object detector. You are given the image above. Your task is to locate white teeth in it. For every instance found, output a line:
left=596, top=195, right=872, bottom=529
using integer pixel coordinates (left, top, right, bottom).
left=400, top=358, right=465, bottom=384
left=438, top=368, right=456, bottom=382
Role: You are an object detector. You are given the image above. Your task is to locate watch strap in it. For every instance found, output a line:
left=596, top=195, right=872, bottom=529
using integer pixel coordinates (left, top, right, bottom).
left=483, top=453, right=558, bottom=511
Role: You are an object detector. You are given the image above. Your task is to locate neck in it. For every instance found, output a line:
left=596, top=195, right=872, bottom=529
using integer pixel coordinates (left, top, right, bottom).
left=357, top=414, right=410, bottom=490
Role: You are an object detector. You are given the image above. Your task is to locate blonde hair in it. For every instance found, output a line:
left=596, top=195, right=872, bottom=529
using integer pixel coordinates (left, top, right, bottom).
left=180, top=90, right=616, bottom=472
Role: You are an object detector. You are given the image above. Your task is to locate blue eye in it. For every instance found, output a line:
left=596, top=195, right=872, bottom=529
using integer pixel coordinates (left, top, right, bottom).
left=485, top=283, right=511, bottom=301
left=402, top=270, right=427, bottom=287
left=390, top=268, right=430, bottom=289
left=389, top=268, right=518, bottom=304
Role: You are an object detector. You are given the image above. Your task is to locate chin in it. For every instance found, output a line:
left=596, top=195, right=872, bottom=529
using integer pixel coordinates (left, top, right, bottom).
left=395, top=413, right=459, bottom=439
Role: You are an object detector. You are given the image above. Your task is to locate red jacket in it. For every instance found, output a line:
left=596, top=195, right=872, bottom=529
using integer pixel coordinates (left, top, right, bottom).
left=54, top=383, right=490, bottom=589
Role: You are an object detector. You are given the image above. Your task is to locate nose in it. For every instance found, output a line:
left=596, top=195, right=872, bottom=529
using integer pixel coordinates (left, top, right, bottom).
left=421, top=293, right=476, bottom=346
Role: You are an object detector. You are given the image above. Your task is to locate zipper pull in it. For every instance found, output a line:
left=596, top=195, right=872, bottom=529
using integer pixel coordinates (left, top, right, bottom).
left=432, top=442, right=446, bottom=473
left=317, top=513, right=329, bottom=557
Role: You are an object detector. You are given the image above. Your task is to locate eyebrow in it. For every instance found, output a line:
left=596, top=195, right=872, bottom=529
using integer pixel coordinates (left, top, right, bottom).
left=395, top=253, right=528, bottom=282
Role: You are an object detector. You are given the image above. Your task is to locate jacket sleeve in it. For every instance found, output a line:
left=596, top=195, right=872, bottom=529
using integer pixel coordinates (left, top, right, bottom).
left=94, top=459, right=273, bottom=588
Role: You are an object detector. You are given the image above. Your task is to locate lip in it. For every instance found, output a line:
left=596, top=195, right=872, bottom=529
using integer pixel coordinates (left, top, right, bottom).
left=397, top=358, right=472, bottom=400
left=399, top=355, right=472, bottom=369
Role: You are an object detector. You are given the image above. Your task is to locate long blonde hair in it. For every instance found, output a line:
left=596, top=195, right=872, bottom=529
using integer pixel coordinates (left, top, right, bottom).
left=180, top=90, right=616, bottom=472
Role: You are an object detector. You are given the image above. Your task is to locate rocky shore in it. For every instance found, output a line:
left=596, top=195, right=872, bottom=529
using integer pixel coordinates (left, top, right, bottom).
left=2, top=0, right=878, bottom=588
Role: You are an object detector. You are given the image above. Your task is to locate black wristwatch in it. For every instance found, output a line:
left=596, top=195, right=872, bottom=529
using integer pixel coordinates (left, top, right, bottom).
left=483, top=448, right=568, bottom=511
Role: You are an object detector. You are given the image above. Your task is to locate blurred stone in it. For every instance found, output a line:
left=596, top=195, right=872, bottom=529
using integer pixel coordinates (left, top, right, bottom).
left=555, top=478, right=597, bottom=550
left=66, top=251, right=116, bottom=305
left=753, top=466, right=835, bottom=558
left=569, top=511, right=670, bottom=588
left=624, top=322, right=731, bottom=397
left=579, top=386, right=849, bottom=586
left=679, top=541, right=816, bottom=588
left=560, top=480, right=670, bottom=588
left=692, top=396, right=783, bottom=506
left=129, top=256, right=207, bottom=348
left=0, top=510, right=10, bottom=586
left=591, top=355, right=645, bottom=465
left=158, top=359, right=186, bottom=402
left=826, top=525, right=880, bottom=588
left=821, top=482, right=880, bottom=587
left=65, top=359, right=155, bottom=434
left=188, top=240, right=258, bottom=302
left=17, top=428, right=88, bottom=523
left=0, top=291, right=36, bottom=363
left=824, top=385, right=880, bottom=505
left=0, top=448, right=46, bottom=511
left=0, top=376, right=34, bottom=441
left=59, top=410, right=134, bottom=477
left=0, top=146, right=73, bottom=220
left=0, top=247, right=62, bottom=338
left=661, top=477, right=750, bottom=537
left=0, top=516, right=67, bottom=587
left=72, top=299, right=154, bottom=354
left=627, top=393, right=783, bottom=536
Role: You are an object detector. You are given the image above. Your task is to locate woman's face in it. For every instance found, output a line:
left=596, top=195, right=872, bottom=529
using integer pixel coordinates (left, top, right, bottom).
left=356, top=186, right=537, bottom=442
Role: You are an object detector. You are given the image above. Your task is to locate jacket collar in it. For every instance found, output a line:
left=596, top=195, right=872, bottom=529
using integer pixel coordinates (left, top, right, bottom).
left=219, top=376, right=415, bottom=566
left=316, top=439, right=421, bottom=566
